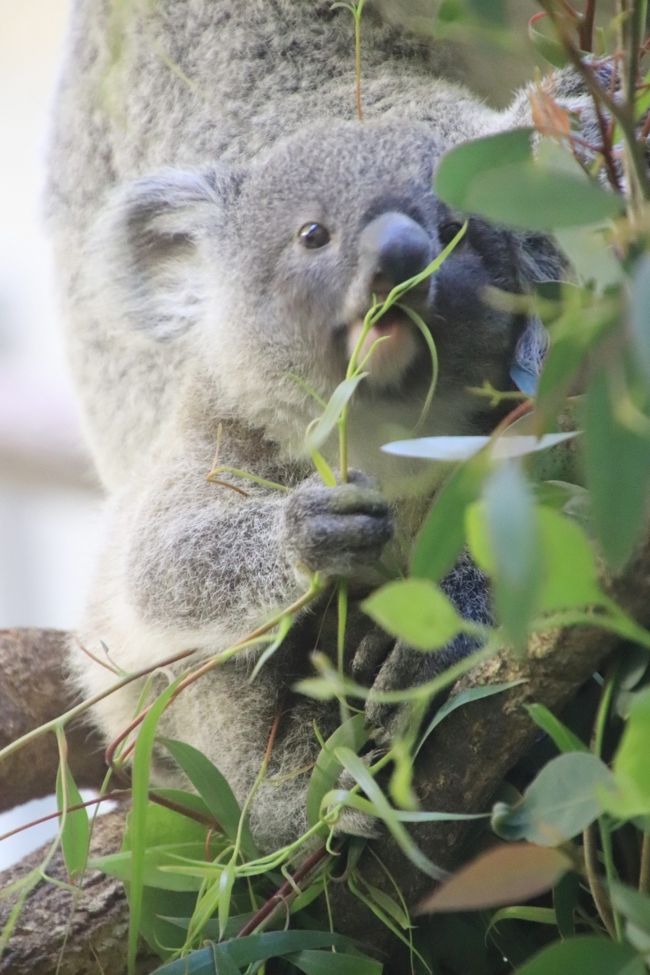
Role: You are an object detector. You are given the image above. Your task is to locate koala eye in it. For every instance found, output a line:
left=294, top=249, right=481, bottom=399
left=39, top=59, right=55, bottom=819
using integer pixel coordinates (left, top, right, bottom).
left=298, top=222, right=331, bottom=249
left=438, top=221, right=466, bottom=247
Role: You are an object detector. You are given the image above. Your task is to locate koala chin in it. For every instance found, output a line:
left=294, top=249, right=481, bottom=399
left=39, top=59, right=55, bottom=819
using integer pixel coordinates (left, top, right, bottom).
left=48, top=1, right=585, bottom=851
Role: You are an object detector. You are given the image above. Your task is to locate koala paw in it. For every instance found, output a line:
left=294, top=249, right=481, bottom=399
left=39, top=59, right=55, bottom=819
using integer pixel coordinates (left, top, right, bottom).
left=283, top=471, right=393, bottom=581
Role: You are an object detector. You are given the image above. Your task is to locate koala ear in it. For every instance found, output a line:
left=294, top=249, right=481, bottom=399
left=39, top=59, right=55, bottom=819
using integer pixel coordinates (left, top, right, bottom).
left=510, top=231, right=566, bottom=395
left=92, top=166, right=242, bottom=340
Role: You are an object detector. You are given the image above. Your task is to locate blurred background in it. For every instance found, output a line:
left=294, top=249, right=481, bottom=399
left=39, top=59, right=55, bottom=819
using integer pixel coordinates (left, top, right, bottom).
left=0, top=0, right=101, bottom=868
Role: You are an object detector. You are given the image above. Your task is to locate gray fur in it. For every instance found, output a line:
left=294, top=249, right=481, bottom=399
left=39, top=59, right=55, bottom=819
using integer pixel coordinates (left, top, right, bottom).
left=50, top=2, right=593, bottom=850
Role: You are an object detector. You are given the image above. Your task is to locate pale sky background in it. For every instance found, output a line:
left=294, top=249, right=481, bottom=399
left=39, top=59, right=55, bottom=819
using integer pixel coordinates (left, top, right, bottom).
left=0, top=0, right=103, bottom=869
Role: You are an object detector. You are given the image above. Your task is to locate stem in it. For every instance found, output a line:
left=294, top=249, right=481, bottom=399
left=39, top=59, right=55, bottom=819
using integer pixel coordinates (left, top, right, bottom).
left=583, top=823, right=617, bottom=937
left=579, top=0, right=597, bottom=51
left=640, top=832, right=650, bottom=893
left=591, top=660, right=624, bottom=940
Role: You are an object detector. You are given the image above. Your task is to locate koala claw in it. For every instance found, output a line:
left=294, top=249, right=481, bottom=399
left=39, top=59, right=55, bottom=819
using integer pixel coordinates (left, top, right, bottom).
left=283, top=470, right=393, bottom=580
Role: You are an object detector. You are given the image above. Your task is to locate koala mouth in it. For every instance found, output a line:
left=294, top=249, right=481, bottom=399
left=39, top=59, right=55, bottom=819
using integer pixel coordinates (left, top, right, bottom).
left=345, top=306, right=422, bottom=389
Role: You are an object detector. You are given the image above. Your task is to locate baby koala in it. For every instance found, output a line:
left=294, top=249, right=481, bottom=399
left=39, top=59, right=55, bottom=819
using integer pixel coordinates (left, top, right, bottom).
left=74, top=119, right=559, bottom=850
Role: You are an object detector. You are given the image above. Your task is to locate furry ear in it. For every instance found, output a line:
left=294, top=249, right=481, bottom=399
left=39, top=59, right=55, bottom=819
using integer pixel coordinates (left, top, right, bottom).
left=511, top=231, right=566, bottom=394
left=91, top=166, right=243, bottom=340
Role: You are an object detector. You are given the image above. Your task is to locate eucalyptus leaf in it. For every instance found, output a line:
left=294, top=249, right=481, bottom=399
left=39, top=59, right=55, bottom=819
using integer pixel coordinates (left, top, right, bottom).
left=305, top=714, right=369, bottom=827
left=629, top=253, right=650, bottom=383
left=602, top=688, right=650, bottom=818
left=160, top=738, right=258, bottom=858
left=361, top=578, right=464, bottom=651
left=287, top=950, right=383, bottom=975
left=510, top=936, right=645, bottom=975
left=304, top=375, right=367, bottom=454
left=410, top=453, right=488, bottom=581
left=584, top=367, right=650, bottom=570
left=524, top=704, right=588, bottom=754
left=491, top=753, right=614, bottom=845
left=55, top=760, right=91, bottom=879
left=382, top=433, right=576, bottom=461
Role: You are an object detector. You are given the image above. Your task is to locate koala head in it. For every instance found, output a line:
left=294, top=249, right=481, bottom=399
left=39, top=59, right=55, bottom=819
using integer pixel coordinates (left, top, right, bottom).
left=95, top=120, right=560, bottom=448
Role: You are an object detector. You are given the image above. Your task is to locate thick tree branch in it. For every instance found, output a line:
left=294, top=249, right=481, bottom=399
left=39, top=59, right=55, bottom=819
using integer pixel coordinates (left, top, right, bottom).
left=0, top=629, right=106, bottom=812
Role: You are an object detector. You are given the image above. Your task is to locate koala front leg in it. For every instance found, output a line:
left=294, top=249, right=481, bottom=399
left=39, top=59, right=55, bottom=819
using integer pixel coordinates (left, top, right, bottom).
left=115, top=456, right=393, bottom=656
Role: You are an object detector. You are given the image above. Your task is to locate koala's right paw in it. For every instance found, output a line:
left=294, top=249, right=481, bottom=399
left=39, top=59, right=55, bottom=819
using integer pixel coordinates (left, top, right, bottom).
left=282, top=471, right=393, bottom=581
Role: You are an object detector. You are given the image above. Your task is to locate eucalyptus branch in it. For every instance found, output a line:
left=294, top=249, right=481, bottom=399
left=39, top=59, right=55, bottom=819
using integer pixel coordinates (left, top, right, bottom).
left=538, top=0, right=650, bottom=208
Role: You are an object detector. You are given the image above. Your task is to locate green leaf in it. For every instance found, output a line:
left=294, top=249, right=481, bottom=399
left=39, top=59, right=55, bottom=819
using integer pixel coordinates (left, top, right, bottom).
left=584, top=367, right=650, bottom=570
left=383, top=433, right=575, bottom=462
left=306, top=714, right=369, bottom=827
left=524, top=704, right=588, bottom=754
left=487, top=906, right=557, bottom=935
left=610, top=882, right=650, bottom=936
left=56, top=759, right=91, bottom=879
left=361, top=579, right=464, bottom=651
left=510, top=936, right=645, bottom=975
left=288, top=951, right=383, bottom=975
left=418, top=844, right=572, bottom=913
left=153, top=931, right=356, bottom=974
left=491, top=753, right=614, bottom=845
left=535, top=506, right=603, bottom=612
left=629, top=253, right=650, bottom=383
left=410, top=454, right=488, bottom=582
left=436, top=129, right=622, bottom=230
left=92, top=844, right=208, bottom=891
left=528, top=12, right=570, bottom=66
left=128, top=680, right=180, bottom=975
left=160, top=738, right=258, bottom=858
left=483, top=462, right=540, bottom=649
left=602, top=688, right=650, bottom=818
left=304, top=375, right=366, bottom=454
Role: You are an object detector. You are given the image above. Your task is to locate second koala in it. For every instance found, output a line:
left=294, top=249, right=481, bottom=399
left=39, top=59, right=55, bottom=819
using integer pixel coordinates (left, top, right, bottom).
left=74, top=119, right=562, bottom=850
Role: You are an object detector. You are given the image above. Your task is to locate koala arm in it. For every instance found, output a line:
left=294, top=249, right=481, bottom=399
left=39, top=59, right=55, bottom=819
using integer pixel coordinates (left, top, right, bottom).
left=111, top=434, right=392, bottom=656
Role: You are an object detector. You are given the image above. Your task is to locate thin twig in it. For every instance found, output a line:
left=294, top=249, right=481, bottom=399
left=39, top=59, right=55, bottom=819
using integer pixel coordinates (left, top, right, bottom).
left=640, top=832, right=650, bottom=894
left=583, top=823, right=617, bottom=937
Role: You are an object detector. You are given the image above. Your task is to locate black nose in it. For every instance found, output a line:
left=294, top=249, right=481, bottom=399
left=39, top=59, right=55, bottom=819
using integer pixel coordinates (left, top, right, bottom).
left=360, top=211, right=432, bottom=292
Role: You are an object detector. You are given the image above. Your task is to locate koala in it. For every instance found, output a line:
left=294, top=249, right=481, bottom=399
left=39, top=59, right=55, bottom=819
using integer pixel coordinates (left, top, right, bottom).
left=48, top=1, right=576, bottom=851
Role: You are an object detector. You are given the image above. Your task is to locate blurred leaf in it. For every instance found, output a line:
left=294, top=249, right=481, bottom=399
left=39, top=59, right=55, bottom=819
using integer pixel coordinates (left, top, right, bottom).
left=361, top=579, right=464, bottom=651
left=487, top=906, right=557, bottom=935
left=418, top=844, right=571, bottom=913
left=218, top=863, right=236, bottom=939
left=160, top=738, right=258, bottom=858
left=602, top=688, right=650, bottom=818
left=483, top=462, right=540, bottom=649
left=491, top=753, right=614, bottom=845
left=55, top=760, right=90, bottom=879
left=383, top=432, right=576, bottom=461
left=306, top=714, right=369, bottom=827
left=610, top=882, right=650, bottom=936
left=535, top=505, right=603, bottom=612
left=410, top=454, right=487, bottom=582
left=528, top=12, right=570, bottom=67
left=584, top=368, right=650, bottom=570
left=466, top=0, right=506, bottom=23
left=93, top=844, right=208, bottom=891
left=553, top=871, right=580, bottom=938
left=288, top=950, right=383, bottom=975
left=510, top=936, right=645, bottom=975
left=629, top=253, right=650, bottom=383
left=436, top=129, right=622, bottom=230
left=524, top=703, right=588, bottom=754
left=127, top=792, right=212, bottom=848
left=154, top=931, right=356, bottom=973
left=129, top=680, right=180, bottom=975
left=553, top=226, right=622, bottom=289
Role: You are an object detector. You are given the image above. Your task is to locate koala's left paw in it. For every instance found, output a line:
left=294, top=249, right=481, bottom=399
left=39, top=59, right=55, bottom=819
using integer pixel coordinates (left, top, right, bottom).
left=358, top=638, right=428, bottom=741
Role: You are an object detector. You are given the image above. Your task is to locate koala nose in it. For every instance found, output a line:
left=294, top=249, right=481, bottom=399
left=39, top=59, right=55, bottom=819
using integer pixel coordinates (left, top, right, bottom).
left=361, top=211, right=432, bottom=292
